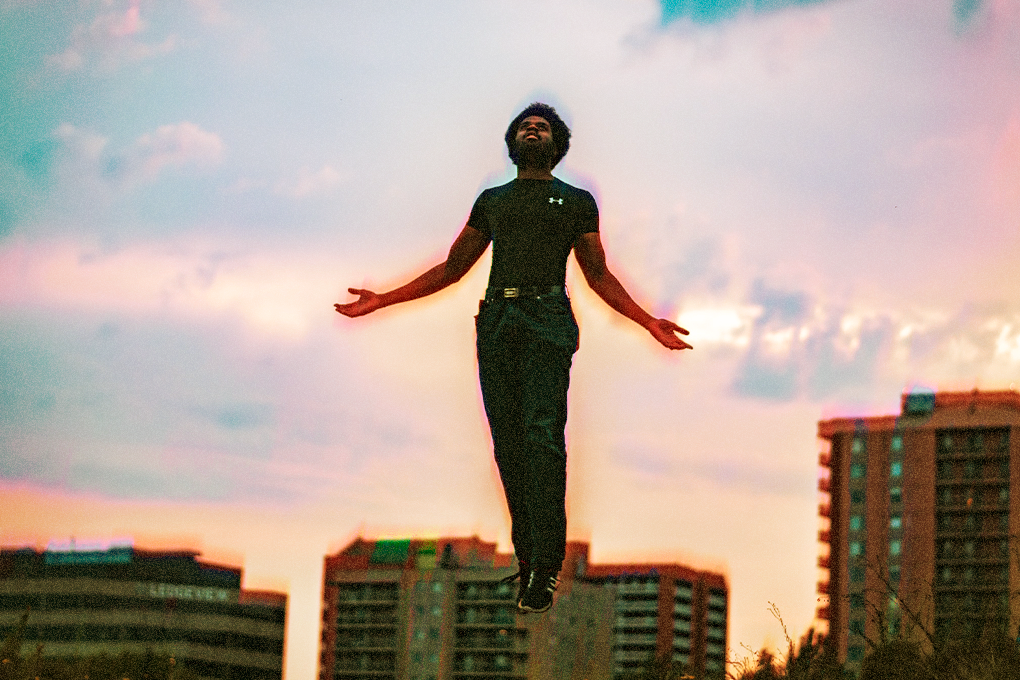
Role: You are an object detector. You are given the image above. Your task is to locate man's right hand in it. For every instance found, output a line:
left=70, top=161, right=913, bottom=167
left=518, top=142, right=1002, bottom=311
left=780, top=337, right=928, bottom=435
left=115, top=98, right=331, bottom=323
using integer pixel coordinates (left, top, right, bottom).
left=335, top=288, right=383, bottom=317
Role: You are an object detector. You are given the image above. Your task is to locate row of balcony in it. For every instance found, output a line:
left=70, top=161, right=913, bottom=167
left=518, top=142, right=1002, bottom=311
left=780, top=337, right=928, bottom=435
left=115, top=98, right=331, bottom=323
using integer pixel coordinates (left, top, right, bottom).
left=453, top=651, right=525, bottom=675
left=457, top=583, right=516, bottom=602
left=335, top=610, right=399, bottom=626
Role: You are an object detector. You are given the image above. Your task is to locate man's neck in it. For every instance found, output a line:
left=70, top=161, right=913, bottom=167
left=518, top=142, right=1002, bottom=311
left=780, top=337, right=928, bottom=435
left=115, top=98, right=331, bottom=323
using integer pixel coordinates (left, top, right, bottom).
left=516, top=165, right=554, bottom=180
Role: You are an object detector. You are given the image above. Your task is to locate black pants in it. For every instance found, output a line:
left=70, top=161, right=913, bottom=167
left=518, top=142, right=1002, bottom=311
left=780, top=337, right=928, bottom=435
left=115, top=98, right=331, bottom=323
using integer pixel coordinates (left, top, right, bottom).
left=476, top=292, right=578, bottom=572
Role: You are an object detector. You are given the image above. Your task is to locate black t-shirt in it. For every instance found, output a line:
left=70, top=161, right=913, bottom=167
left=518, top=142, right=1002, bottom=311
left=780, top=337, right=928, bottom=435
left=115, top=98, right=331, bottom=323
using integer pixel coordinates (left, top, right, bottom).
left=467, top=177, right=599, bottom=288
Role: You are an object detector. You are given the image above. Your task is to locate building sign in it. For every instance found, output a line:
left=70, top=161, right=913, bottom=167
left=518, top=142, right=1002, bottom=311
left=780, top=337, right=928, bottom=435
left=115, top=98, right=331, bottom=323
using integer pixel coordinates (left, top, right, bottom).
left=140, top=582, right=233, bottom=603
left=44, top=547, right=133, bottom=565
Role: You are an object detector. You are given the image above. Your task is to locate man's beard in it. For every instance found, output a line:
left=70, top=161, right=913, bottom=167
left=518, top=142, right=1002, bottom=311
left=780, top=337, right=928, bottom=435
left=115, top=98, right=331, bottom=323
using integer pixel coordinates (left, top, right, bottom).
left=516, top=137, right=555, bottom=169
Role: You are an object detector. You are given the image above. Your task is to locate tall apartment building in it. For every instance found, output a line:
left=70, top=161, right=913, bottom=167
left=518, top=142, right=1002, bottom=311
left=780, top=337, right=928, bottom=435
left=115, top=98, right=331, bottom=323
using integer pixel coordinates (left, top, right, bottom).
left=0, top=545, right=287, bottom=680
left=583, top=562, right=728, bottom=678
left=318, top=536, right=728, bottom=680
left=816, top=390, right=1020, bottom=674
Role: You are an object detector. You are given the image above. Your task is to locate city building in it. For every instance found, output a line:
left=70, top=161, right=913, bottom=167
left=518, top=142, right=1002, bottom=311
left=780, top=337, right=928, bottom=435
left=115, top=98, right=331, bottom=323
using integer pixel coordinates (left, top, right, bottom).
left=0, top=544, right=287, bottom=680
left=816, top=389, right=1020, bottom=674
left=583, top=562, right=728, bottom=678
left=318, top=536, right=728, bottom=680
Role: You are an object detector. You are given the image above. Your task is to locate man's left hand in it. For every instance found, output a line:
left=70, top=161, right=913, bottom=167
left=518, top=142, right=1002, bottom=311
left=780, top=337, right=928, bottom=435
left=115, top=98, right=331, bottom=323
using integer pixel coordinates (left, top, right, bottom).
left=646, top=318, right=693, bottom=351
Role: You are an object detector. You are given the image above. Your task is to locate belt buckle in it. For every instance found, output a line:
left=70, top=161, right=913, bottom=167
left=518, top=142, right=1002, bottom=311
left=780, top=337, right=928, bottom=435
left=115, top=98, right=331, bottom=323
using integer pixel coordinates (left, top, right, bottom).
left=503, top=287, right=519, bottom=299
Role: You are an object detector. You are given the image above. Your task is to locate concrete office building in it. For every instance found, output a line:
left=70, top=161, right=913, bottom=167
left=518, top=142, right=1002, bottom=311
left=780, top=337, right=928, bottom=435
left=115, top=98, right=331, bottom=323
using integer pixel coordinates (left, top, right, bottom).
left=816, top=390, right=1020, bottom=674
left=0, top=545, right=286, bottom=680
left=318, top=536, right=727, bottom=680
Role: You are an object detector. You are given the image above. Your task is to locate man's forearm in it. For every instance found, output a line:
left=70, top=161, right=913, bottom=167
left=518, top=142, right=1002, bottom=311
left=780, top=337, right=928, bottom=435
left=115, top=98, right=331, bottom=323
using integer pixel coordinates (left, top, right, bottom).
left=377, top=262, right=456, bottom=309
left=587, top=270, right=655, bottom=329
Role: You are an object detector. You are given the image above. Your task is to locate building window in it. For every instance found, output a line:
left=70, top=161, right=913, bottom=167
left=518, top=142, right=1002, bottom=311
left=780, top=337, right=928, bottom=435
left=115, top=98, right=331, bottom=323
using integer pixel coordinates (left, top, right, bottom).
left=850, top=515, right=863, bottom=531
left=851, top=489, right=865, bottom=504
left=850, top=567, right=865, bottom=583
left=889, top=564, right=901, bottom=582
left=850, top=542, right=863, bottom=557
left=889, top=540, right=901, bottom=556
left=849, top=619, right=864, bottom=635
left=891, top=435, right=903, bottom=451
left=851, top=463, right=866, bottom=479
left=852, top=438, right=864, bottom=454
left=848, top=646, right=864, bottom=662
left=890, top=486, right=902, bottom=504
left=890, top=515, right=902, bottom=530
left=890, top=461, right=902, bottom=478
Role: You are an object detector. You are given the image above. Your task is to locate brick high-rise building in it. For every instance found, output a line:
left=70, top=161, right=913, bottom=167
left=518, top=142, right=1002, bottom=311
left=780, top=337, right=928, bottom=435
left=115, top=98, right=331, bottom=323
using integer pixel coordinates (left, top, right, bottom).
left=583, top=562, right=727, bottom=678
left=816, top=390, right=1020, bottom=674
left=318, top=536, right=728, bottom=680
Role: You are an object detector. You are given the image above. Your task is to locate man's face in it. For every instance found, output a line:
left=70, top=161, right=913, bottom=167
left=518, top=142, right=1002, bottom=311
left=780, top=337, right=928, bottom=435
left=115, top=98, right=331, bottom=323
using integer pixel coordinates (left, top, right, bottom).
left=516, top=116, right=553, bottom=145
left=514, top=116, right=555, bottom=167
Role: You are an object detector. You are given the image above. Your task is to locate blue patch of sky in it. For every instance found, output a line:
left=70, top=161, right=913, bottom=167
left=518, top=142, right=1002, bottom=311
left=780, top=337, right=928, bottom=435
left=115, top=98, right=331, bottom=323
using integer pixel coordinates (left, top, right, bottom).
left=687, top=457, right=808, bottom=497
left=211, top=403, right=275, bottom=431
left=660, top=0, right=837, bottom=25
left=954, top=0, right=983, bottom=29
left=66, top=458, right=234, bottom=501
left=0, top=320, right=64, bottom=429
left=0, top=199, right=15, bottom=239
left=807, top=317, right=892, bottom=400
left=732, top=281, right=811, bottom=399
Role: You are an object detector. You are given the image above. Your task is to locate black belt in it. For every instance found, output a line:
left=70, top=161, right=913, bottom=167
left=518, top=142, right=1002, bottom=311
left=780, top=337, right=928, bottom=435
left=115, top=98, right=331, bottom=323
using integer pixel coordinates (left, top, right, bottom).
left=484, top=285, right=564, bottom=302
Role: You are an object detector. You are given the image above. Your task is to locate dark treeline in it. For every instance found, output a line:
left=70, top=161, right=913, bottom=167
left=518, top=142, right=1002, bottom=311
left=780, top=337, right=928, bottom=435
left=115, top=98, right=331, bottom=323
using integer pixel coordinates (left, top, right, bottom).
left=619, top=627, right=1020, bottom=680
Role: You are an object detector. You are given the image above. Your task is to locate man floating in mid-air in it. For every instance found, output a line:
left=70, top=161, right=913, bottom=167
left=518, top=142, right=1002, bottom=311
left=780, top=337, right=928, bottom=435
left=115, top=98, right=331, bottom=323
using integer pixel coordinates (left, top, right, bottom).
left=335, top=102, right=692, bottom=613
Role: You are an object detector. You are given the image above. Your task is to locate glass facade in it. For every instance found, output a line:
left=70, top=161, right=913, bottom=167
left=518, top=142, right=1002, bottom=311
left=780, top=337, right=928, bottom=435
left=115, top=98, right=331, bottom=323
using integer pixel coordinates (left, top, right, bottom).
left=933, top=428, right=1011, bottom=640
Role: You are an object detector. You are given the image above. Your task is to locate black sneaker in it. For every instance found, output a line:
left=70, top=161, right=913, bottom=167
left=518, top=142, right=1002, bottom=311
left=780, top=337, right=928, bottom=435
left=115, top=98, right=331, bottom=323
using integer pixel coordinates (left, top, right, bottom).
left=499, top=563, right=530, bottom=607
left=519, top=568, right=559, bottom=613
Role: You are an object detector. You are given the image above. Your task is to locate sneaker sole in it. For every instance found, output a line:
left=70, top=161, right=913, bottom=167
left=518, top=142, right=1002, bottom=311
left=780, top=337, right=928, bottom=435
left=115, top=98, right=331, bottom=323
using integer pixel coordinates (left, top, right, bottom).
left=518, top=601, right=552, bottom=614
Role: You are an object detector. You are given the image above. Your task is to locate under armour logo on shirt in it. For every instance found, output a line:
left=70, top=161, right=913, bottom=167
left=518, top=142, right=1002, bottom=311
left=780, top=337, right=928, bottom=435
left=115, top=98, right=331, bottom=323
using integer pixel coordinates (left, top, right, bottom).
left=549, top=197, right=563, bottom=204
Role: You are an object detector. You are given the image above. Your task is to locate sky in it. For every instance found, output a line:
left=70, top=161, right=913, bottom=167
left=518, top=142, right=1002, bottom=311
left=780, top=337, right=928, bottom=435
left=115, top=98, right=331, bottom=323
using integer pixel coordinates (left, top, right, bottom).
left=1, top=0, right=1019, bottom=676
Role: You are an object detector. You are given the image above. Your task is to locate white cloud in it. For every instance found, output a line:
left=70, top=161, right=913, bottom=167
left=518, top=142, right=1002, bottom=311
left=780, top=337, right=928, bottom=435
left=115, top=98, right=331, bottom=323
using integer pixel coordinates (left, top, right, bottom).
left=117, top=122, right=226, bottom=182
left=677, top=305, right=761, bottom=348
left=49, top=122, right=225, bottom=191
left=274, top=165, right=348, bottom=198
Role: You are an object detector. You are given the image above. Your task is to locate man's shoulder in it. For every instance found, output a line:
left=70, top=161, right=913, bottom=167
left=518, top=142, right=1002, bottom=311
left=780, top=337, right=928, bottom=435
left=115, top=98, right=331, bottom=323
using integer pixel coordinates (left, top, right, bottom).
left=552, top=178, right=596, bottom=201
left=477, top=179, right=516, bottom=198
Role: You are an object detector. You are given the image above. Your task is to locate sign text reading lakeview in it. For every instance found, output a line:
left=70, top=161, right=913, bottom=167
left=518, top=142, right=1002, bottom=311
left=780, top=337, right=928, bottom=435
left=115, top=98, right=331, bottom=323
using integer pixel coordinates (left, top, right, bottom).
left=139, top=582, right=233, bottom=602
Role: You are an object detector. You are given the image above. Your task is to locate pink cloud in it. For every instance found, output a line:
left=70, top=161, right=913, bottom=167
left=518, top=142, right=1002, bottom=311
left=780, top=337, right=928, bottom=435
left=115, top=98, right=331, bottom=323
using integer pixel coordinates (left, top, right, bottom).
left=46, top=0, right=175, bottom=73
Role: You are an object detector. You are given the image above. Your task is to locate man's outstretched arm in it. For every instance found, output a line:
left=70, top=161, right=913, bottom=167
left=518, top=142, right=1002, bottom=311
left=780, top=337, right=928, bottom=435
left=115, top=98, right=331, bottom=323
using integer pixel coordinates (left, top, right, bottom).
left=573, top=232, right=692, bottom=351
left=335, top=226, right=490, bottom=317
